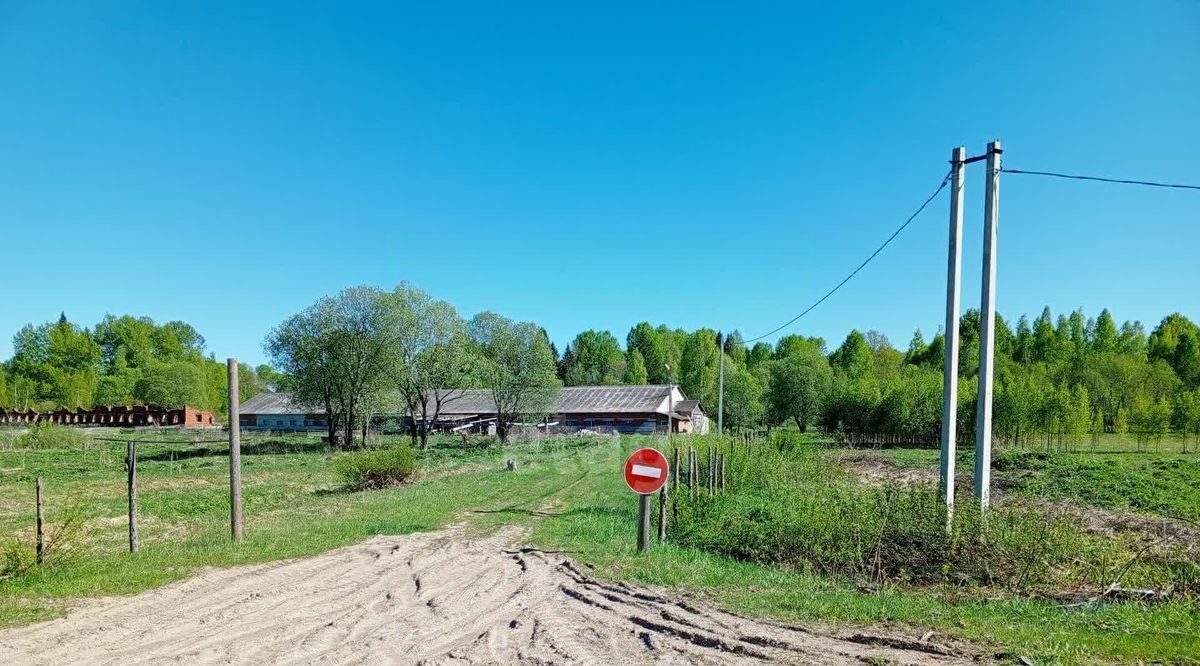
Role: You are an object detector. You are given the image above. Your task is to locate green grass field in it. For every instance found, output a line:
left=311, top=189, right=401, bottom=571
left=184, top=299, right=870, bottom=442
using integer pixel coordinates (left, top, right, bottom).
left=870, top=441, right=1200, bottom=522
left=2, top=427, right=1198, bottom=664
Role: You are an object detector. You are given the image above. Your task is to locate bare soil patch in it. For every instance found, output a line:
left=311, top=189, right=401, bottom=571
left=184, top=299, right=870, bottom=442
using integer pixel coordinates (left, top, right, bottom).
left=0, top=527, right=975, bottom=665
left=830, top=450, right=939, bottom=486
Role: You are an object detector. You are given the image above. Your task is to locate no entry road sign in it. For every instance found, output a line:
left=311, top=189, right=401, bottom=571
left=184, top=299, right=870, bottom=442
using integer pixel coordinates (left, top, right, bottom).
left=624, top=448, right=669, bottom=495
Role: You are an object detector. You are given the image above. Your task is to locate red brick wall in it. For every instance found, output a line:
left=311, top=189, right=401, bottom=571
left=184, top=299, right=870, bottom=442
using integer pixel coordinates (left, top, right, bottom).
left=183, top=405, right=216, bottom=426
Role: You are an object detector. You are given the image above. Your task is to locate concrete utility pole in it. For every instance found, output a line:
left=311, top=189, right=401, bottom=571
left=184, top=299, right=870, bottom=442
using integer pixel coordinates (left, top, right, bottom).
left=717, top=332, right=725, bottom=435
left=228, top=358, right=243, bottom=542
left=940, top=146, right=966, bottom=524
left=974, top=140, right=1002, bottom=510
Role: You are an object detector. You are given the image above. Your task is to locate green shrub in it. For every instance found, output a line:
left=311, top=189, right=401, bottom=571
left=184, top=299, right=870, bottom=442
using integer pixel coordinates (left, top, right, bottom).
left=0, top=539, right=36, bottom=581
left=14, top=423, right=89, bottom=450
left=334, top=444, right=418, bottom=489
left=0, top=505, right=87, bottom=581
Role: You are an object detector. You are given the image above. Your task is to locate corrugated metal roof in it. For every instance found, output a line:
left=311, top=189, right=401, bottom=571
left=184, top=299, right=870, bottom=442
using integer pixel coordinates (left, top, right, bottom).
left=238, top=391, right=317, bottom=415
left=432, top=389, right=497, bottom=414
left=559, top=385, right=676, bottom=413
left=436, top=385, right=680, bottom=415
left=242, top=386, right=689, bottom=417
left=674, top=399, right=701, bottom=413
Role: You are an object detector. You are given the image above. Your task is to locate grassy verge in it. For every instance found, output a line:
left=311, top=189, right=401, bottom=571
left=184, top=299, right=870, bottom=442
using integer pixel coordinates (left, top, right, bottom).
left=868, top=444, right=1200, bottom=522
left=3, top=429, right=1199, bottom=663
left=527, top=437, right=1200, bottom=664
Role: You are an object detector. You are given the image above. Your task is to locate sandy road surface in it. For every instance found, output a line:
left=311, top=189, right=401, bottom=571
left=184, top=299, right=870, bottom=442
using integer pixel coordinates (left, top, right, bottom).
left=0, top=528, right=973, bottom=665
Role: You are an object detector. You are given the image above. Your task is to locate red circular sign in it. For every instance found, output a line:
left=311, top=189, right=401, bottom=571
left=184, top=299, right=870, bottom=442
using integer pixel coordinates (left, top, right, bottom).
left=624, top=448, right=670, bottom=495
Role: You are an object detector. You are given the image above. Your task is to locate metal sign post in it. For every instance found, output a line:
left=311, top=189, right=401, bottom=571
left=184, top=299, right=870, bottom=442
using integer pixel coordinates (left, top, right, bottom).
left=624, top=448, right=670, bottom=552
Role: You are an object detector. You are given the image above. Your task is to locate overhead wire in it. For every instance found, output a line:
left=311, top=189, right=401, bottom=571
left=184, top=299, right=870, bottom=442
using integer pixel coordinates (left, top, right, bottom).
left=1001, top=167, right=1200, bottom=191
left=738, top=162, right=1197, bottom=346
left=743, top=169, right=953, bottom=343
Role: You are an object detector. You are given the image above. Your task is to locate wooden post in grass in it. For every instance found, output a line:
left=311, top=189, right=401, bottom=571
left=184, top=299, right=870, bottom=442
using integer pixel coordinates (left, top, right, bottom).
left=700, top=448, right=710, bottom=494
left=657, top=485, right=667, bottom=541
left=691, top=451, right=700, bottom=496
left=691, top=448, right=698, bottom=495
left=127, top=441, right=139, bottom=553
left=35, top=477, right=45, bottom=564
left=719, top=453, right=725, bottom=491
left=672, top=447, right=679, bottom=491
left=228, top=358, right=243, bottom=542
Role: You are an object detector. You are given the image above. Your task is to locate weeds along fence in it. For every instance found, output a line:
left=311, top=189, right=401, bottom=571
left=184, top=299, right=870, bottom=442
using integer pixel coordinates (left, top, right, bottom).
left=653, top=431, right=1200, bottom=596
left=647, top=433, right=766, bottom=546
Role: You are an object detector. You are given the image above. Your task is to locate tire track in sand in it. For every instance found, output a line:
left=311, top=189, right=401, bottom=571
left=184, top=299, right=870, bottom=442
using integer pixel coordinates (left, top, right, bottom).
left=0, top=527, right=976, bottom=665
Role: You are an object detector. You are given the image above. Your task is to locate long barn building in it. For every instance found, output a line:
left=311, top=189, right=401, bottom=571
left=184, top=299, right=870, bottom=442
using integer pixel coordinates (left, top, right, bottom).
left=0, top=404, right=216, bottom=427
left=238, top=385, right=709, bottom=435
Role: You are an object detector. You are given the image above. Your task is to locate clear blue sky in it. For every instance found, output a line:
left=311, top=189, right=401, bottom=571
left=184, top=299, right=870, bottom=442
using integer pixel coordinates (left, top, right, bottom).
left=2, top=1, right=1197, bottom=366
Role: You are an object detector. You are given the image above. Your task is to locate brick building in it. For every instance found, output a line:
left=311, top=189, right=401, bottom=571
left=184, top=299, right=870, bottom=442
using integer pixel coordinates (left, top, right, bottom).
left=0, top=404, right=216, bottom=427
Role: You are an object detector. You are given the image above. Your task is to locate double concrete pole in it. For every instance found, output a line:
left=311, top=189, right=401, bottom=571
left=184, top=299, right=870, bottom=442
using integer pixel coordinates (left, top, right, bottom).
left=941, top=140, right=1001, bottom=520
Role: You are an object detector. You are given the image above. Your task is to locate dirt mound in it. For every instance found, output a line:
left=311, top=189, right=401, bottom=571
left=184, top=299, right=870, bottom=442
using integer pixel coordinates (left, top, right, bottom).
left=831, top=451, right=939, bottom=486
left=0, top=527, right=971, bottom=664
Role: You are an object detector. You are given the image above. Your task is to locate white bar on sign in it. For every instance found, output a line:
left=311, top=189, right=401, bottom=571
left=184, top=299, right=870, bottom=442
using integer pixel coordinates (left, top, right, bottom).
left=631, top=464, right=662, bottom=479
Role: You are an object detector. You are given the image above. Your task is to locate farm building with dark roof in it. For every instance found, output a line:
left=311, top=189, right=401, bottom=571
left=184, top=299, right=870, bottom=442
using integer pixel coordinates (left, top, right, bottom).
left=236, top=392, right=331, bottom=431
left=238, top=385, right=708, bottom=435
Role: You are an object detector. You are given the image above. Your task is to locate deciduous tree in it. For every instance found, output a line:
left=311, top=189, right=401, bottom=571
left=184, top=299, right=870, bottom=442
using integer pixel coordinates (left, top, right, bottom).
left=469, top=312, right=561, bottom=443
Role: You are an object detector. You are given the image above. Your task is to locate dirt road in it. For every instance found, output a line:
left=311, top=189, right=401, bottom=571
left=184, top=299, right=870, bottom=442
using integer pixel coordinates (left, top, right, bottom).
left=0, top=528, right=972, bottom=664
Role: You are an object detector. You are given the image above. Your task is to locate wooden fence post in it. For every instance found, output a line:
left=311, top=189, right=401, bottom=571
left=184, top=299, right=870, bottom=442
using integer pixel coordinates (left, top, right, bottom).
left=688, top=448, right=696, bottom=497
left=35, top=477, right=45, bottom=565
left=657, top=485, right=667, bottom=541
left=127, top=441, right=139, bottom=554
left=719, top=453, right=725, bottom=491
left=700, top=448, right=710, bottom=494
left=228, top=358, right=243, bottom=542
left=672, top=447, right=679, bottom=491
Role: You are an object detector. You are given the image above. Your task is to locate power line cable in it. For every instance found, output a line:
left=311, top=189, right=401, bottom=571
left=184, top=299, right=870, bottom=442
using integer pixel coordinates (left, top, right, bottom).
left=1002, top=167, right=1200, bottom=191
left=743, top=170, right=952, bottom=343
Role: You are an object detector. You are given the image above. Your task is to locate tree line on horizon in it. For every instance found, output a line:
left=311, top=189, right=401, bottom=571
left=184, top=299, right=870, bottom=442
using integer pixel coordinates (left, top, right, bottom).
left=559, top=307, right=1200, bottom=448
left=3, top=287, right=1199, bottom=449
left=0, top=313, right=279, bottom=417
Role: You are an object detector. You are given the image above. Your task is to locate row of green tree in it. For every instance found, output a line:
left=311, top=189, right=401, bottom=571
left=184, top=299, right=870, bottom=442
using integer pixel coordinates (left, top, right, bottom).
left=555, top=307, right=1200, bottom=446
left=0, top=313, right=281, bottom=416
left=6, top=293, right=1199, bottom=448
